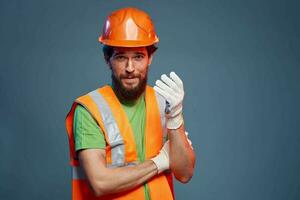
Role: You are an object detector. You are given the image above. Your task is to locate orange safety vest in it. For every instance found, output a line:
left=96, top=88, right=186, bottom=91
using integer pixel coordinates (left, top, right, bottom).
left=65, top=85, right=175, bottom=200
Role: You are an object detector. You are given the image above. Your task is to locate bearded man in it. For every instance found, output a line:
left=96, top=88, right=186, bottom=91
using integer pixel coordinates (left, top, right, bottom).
left=66, top=7, right=195, bottom=200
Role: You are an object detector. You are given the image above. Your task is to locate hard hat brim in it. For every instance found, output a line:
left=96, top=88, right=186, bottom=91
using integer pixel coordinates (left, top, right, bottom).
left=99, top=36, right=159, bottom=47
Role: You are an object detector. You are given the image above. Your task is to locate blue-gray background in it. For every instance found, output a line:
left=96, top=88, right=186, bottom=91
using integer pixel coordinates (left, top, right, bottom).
left=1, top=0, right=299, bottom=199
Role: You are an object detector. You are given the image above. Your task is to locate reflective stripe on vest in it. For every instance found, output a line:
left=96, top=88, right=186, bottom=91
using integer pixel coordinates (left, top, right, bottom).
left=88, top=90, right=125, bottom=167
left=72, top=166, right=86, bottom=180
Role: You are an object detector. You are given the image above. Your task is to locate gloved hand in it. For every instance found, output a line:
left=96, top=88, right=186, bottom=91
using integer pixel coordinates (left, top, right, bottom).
left=154, top=72, right=184, bottom=129
left=151, top=140, right=170, bottom=174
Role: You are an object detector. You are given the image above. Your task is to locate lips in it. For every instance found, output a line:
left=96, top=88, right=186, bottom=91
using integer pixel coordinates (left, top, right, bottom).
left=120, top=74, right=140, bottom=85
left=122, top=77, right=138, bottom=84
left=122, top=76, right=137, bottom=79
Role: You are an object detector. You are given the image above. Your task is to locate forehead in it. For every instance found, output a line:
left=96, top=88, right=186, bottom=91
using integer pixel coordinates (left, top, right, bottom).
left=112, top=46, right=147, bottom=54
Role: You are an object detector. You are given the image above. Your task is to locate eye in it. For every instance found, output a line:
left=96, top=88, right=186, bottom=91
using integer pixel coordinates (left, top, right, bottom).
left=114, top=55, right=126, bottom=61
left=134, top=54, right=144, bottom=61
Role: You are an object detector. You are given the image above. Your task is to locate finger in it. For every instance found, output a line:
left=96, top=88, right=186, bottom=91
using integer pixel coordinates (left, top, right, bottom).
left=154, top=85, right=171, bottom=101
left=170, top=72, right=183, bottom=89
left=161, top=74, right=177, bottom=89
left=156, top=79, right=174, bottom=95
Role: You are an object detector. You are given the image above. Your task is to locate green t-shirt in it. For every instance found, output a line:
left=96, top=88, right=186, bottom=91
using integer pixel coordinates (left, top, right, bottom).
left=73, top=94, right=150, bottom=199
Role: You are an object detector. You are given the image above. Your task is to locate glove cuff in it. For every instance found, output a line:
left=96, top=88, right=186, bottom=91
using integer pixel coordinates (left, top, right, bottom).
left=167, top=113, right=184, bottom=129
left=150, top=157, right=162, bottom=174
left=150, top=148, right=169, bottom=174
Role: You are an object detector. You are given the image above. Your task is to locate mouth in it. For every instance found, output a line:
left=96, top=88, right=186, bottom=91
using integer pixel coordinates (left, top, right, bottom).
left=122, top=77, right=139, bottom=85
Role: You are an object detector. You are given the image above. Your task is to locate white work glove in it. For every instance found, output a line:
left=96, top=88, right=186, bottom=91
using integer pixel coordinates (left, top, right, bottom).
left=154, top=72, right=184, bottom=129
left=151, top=140, right=170, bottom=174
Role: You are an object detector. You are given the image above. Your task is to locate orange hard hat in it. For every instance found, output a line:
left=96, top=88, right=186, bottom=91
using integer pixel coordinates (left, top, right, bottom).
left=99, top=7, right=159, bottom=47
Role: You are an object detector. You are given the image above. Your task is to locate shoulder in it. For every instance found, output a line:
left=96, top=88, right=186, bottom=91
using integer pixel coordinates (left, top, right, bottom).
left=74, top=104, right=89, bottom=115
left=73, top=104, right=96, bottom=124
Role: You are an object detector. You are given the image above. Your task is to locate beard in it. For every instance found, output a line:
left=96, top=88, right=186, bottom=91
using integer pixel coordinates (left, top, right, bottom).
left=112, top=72, right=148, bottom=102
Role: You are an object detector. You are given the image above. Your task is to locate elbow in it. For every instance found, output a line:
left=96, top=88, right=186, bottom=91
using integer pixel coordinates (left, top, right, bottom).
left=87, top=172, right=116, bottom=197
left=93, top=189, right=103, bottom=198
left=178, top=177, right=191, bottom=184
left=173, top=161, right=195, bottom=184
left=175, top=169, right=194, bottom=184
left=91, top=181, right=110, bottom=197
left=91, top=186, right=104, bottom=197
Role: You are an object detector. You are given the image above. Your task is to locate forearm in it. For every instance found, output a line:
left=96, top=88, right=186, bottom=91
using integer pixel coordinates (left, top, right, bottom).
left=96, top=161, right=157, bottom=195
left=79, top=150, right=158, bottom=197
left=154, top=72, right=195, bottom=182
left=169, top=123, right=195, bottom=183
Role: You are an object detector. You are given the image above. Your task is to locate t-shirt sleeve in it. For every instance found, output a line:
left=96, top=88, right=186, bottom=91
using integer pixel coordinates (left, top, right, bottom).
left=73, top=105, right=106, bottom=151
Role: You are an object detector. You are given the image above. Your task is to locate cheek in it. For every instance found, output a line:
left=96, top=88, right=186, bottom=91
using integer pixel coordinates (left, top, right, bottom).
left=110, top=62, right=124, bottom=75
left=138, top=66, right=149, bottom=78
left=135, top=60, right=149, bottom=72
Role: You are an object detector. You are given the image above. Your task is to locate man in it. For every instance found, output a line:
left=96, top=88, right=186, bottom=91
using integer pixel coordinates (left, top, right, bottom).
left=66, top=7, right=195, bottom=200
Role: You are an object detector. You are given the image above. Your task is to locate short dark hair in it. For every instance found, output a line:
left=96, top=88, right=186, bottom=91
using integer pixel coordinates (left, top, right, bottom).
left=102, top=45, right=158, bottom=62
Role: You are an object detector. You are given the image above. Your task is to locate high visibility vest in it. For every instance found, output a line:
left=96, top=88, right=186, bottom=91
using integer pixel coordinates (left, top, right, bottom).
left=65, top=85, right=175, bottom=200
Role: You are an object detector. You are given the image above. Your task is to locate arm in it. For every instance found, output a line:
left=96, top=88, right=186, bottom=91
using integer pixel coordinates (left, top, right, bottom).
left=78, top=149, right=157, bottom=197
left=154, top=71, right=196, bottom=183
left=168, top=124, right=195, bottom=183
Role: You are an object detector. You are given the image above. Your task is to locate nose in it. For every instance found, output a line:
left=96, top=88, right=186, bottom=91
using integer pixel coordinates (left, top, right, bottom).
left=125, top=58, right=135, bottom=73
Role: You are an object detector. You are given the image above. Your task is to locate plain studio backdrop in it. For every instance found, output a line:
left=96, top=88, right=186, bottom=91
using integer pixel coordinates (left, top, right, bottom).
left=0, top=0, right=299, bottom=199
